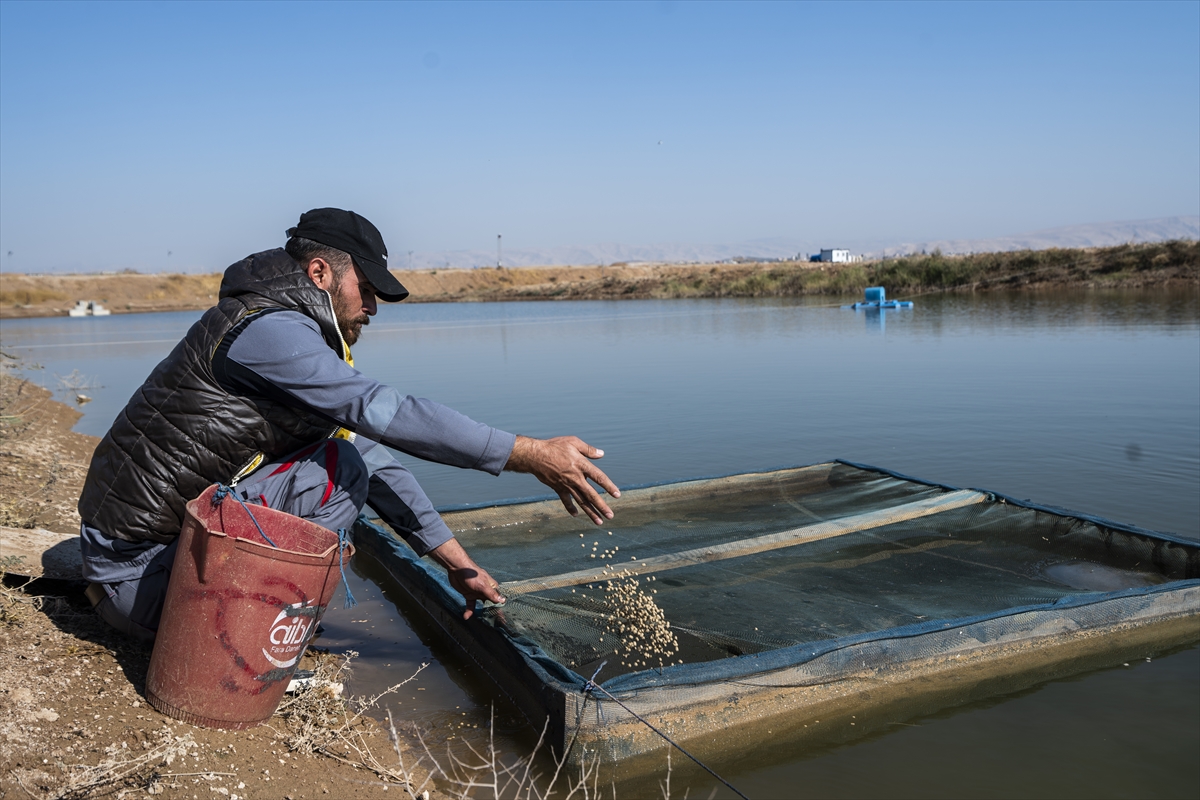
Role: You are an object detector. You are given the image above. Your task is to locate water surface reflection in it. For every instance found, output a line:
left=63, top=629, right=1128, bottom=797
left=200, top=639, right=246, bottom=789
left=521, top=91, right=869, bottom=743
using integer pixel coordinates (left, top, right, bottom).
left=3, top=289, right=1197, bottom=798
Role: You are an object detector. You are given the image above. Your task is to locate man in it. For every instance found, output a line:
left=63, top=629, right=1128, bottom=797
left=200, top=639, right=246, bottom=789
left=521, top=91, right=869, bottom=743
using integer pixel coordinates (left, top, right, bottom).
left=78, top=207, right=619, bottom=641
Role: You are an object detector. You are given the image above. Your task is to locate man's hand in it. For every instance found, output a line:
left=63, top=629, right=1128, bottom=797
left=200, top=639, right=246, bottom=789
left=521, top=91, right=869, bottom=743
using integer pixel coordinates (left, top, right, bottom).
left=429, top=538, right=504, bottom=620
left=505, top=435, right=620, bottom=525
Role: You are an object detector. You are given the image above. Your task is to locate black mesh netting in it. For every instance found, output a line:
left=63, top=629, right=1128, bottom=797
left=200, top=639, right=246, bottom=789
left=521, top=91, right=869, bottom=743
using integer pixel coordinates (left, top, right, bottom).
left=354, top=461, right=1200, bottom=765
left=434, top=464, right=1190, bottom=680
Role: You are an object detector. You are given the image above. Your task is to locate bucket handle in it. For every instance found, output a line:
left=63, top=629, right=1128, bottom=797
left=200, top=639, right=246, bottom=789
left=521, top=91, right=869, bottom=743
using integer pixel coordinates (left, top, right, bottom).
left=212, top=484, right=279, bottom=548
left=207, top=484, right=357, bottom=608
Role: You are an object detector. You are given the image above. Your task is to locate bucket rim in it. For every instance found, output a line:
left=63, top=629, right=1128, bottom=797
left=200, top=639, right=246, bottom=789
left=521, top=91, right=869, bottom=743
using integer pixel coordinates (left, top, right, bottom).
left=185, top=484, right=346, bottom=561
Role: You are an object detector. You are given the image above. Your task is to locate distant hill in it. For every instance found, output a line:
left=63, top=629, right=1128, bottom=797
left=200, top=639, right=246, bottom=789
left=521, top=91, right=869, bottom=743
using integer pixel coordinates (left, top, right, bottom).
left=870, top=216, right=1200, bottom=259
left=405, top=239, right=810, bottom=270
left=405, top=216, right=1199, bottom=269
left=7, top=239, right=1195, bottom=319
left=14, top=216, right=1197, bottom=274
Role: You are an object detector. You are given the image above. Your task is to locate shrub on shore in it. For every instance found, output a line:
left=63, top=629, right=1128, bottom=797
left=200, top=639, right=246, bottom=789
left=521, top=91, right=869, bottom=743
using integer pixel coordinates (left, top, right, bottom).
left=648, top=239, right=1199, bottom=300
left=0, top=288, right=68, bottom=305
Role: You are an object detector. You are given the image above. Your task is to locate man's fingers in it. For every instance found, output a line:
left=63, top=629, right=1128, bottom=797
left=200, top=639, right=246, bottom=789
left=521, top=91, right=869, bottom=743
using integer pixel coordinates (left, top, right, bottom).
left=585, top=464, right=621, bottom=498
left=571, top=476, right=614, bottom=520
left=568, top=494, right=597, bottom=525
left=570, top=440, right=619, bottom=498
left=562, top=436, right=603, bottom=460
left=570, top=485, right=608, bottom=525
left=518, top=436, right=620, bottom=520
left=456, top=580, right=505, bottom=621
left=480, top=580, right=505, bottom=605
left=580, top=492, right=612, bottom=523
left=579, top=504, right=603, bottom=526
left=557, top=490, right=579, bottom=517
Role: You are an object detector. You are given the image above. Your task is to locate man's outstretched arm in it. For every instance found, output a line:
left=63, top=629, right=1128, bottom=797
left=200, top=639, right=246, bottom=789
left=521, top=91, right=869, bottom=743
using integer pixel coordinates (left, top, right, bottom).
left=222, top=311, right=622, bottom=522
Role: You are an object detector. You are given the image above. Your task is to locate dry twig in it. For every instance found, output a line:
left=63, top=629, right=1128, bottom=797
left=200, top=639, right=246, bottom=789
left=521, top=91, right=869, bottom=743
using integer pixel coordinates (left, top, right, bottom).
left=271, top=650, right=432, bottom=794
left=406, top=707, right=604, bottom=800
left=11, top=728, right=196, bottom=800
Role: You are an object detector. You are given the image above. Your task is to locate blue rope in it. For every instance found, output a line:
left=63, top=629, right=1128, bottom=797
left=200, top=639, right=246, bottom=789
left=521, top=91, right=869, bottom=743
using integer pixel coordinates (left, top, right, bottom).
left=211, top=485, right=355, bottom=607
left=337, top=528, right=357, bottom=609
left=211, top=484, right=278, bottom=547
left=583, top=663, right=750, bottom=800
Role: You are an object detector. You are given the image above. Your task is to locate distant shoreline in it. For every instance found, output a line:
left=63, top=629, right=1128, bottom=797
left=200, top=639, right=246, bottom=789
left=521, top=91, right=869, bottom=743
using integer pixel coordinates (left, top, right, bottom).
left=2, top=240, right=1196, bottom=319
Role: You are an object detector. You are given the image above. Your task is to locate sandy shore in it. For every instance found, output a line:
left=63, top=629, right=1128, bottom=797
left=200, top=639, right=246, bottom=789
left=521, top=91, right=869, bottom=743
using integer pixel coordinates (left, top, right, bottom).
left=3, top=240, right=1196, bottom=319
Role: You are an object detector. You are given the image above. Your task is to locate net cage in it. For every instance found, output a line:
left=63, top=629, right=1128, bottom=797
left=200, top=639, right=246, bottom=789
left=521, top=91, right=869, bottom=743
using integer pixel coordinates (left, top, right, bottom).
left=353, top=461, right=1200, bottom=767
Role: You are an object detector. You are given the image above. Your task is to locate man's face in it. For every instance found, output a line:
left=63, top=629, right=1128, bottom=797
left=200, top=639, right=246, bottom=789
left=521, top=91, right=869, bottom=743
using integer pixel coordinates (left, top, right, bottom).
left=329, top=262, right=377, bottom=346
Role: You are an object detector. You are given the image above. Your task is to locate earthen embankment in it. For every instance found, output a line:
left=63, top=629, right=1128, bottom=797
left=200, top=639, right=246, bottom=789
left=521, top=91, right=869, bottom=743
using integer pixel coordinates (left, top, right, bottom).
left=3, top=240, right=1196, bottom=319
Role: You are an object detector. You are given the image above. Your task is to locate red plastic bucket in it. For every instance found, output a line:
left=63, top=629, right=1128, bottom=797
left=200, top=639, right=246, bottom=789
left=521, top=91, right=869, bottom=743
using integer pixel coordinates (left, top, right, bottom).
left=145, top=484, right=353, bottom=729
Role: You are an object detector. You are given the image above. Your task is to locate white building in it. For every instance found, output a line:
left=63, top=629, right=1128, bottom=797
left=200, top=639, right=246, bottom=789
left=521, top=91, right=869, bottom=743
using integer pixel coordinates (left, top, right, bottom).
left=819, top=248, right=852, bottom=263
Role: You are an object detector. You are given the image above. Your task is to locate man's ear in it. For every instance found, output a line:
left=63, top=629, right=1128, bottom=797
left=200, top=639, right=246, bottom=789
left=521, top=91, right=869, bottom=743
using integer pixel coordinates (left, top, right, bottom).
left=305, top=258, right=334, bottom=292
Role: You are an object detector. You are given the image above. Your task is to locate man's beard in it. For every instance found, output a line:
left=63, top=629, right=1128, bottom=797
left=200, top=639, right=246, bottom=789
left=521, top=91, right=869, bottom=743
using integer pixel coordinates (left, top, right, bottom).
left=330, top=281, right=369, bottom=346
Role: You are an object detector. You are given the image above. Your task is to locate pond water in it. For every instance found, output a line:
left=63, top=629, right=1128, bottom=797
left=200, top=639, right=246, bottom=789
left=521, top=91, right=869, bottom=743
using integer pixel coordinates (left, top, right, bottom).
left=4, top=290, right=1198, bottom=798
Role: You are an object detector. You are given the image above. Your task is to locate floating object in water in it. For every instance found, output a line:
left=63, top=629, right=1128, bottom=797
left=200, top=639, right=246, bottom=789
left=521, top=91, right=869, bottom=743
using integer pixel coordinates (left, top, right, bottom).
left=353, top=460, right=1199, bottom=771
left=846, top=286, right=913, bottom=310
left=67, top=300, right=112, bottom=317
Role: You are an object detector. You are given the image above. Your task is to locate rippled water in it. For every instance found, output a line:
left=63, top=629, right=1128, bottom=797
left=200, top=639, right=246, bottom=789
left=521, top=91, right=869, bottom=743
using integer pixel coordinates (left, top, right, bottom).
left=4, top=289, right=1197, bottom=798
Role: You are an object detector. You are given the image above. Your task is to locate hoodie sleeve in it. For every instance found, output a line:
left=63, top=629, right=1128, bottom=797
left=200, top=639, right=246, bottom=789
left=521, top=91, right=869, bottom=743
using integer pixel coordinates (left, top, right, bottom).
left=354, top=438, right=454, bottom=555
left=217, top=310, right=516, bottom=474
left=213, top=310, right=514, bottom=552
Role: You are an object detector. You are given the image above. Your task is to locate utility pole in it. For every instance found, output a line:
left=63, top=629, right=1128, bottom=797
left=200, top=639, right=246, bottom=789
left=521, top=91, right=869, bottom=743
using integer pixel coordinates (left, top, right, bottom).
left=497, top=234, right=502, bottom=268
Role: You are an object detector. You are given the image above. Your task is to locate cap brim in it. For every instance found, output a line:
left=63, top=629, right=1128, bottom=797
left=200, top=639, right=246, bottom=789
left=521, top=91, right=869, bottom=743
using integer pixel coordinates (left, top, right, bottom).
left=353, top=256, right=409, bottom=302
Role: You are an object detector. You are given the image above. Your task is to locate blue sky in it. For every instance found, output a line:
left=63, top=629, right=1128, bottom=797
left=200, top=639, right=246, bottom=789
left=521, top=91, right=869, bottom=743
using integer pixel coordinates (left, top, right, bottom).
left=1, top=0, right=1197, bottom=273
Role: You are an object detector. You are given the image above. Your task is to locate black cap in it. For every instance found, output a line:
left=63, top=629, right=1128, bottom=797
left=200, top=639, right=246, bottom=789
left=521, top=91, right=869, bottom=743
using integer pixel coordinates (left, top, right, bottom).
left=287, top=208, right=409, bottom=302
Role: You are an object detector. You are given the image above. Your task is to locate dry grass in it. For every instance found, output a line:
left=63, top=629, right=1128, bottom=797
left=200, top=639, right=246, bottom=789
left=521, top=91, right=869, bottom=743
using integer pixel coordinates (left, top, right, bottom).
left=270, top=651, right=435, bottom=795
left=3, top=241, right=1196, bottom=319
left=401, top=710, right=608, bottom=800
left=636, top=240, right=1200, bottom=300
left=0, top=568, right=41, bottom=627
left=277, top=652, right=662, bottom=799
left=0, top=272, right=222, bottom=317
left=0, top=577, right=198, bottom=799
left=0, top=580, right=684, bottom=799
left=0, top=288, right=68, bottom=305
left=11, top=728, right=198, bottom=800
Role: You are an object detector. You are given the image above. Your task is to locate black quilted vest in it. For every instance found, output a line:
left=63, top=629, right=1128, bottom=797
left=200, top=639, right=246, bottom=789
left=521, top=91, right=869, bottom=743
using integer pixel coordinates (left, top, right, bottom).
left=78, top=249, right=349, bottom=544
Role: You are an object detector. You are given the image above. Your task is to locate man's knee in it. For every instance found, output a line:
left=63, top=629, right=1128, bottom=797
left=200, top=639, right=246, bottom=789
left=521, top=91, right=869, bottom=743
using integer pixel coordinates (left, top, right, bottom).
left=80, top=534, right=176, bottom=643
left=85, top=560, right=173, bottom=642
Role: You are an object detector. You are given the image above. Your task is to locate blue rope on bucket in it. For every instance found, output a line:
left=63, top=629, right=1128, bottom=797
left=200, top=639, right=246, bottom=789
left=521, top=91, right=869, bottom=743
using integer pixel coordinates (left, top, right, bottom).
left=337, top=528, right=357, bottom=609
left=212, top=483, right=278, bottom=548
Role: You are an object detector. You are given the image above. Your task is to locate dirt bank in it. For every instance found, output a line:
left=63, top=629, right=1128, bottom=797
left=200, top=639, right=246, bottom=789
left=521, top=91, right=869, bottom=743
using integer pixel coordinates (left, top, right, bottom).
left=4, top=240, right=1196, bottom=319
left=0, top=371, right=440, bottom=799
left=1, top=272, right=223, bottom=319
left=0, top=377, right=95, bottom=533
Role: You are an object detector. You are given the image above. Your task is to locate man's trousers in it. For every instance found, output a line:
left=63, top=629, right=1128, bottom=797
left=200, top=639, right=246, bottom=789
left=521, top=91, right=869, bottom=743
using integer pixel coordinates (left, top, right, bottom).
left=86, top=439, right=369, bottom=641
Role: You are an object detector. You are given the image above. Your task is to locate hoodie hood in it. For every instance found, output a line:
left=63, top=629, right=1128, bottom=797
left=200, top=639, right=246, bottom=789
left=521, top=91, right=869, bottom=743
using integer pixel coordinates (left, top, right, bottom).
left=218, top=248, right=346, bottom=359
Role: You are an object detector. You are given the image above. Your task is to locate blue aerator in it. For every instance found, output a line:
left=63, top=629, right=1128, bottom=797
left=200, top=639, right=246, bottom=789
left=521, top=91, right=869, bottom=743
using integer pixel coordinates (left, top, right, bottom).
left=847, top=286, right=913, bottom=309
